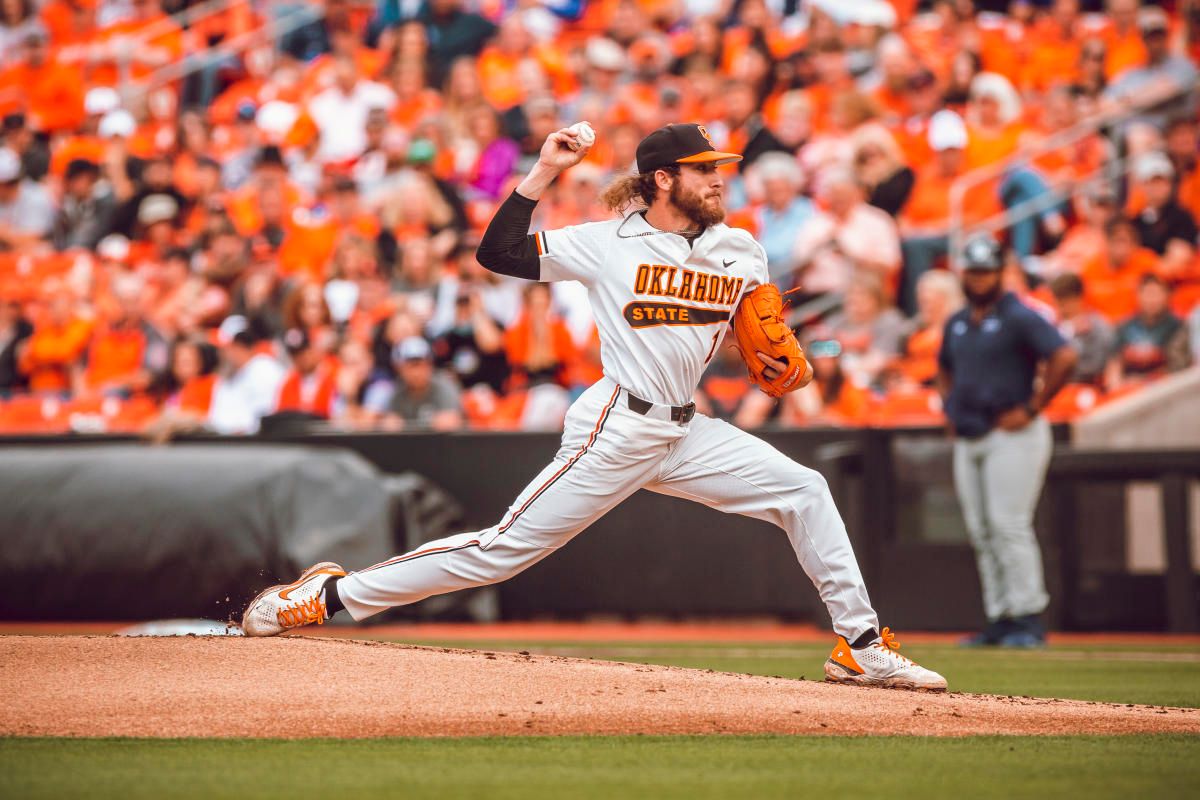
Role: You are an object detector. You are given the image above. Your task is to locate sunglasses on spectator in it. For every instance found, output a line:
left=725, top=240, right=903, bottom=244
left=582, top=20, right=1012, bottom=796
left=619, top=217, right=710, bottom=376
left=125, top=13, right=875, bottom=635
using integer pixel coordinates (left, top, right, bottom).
left=1082, top=50, right=1105, bottom=61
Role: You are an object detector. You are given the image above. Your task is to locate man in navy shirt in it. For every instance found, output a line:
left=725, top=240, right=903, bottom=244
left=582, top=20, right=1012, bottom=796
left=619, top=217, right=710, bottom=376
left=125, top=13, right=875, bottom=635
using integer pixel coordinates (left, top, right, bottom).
left=937, top=235, right=1078, bottom=647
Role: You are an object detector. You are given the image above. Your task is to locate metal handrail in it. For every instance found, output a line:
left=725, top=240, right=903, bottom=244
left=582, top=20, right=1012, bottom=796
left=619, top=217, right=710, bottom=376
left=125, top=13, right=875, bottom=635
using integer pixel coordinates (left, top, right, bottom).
left=946, top=84, right=1191, bottom=269
left=109, top=0, right=246, bottom=90
left=123, top=3, right=326, bottom=103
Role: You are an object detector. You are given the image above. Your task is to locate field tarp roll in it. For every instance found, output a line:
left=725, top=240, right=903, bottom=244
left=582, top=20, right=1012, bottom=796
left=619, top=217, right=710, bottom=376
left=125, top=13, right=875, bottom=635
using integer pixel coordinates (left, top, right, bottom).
left=0, top=445, right=398, bottom=620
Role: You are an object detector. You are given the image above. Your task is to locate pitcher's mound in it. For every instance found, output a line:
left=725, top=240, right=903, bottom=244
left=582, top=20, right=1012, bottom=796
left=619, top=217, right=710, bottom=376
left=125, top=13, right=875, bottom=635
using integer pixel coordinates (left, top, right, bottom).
left=3, top=635, right=1196, bottom=737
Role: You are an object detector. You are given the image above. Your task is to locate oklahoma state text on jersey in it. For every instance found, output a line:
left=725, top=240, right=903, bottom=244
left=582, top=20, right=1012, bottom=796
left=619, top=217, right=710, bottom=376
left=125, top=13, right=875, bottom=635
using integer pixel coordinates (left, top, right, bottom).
left=625, top=264, right=745, bottom=328
left=535, top=211, right=768, bottom=406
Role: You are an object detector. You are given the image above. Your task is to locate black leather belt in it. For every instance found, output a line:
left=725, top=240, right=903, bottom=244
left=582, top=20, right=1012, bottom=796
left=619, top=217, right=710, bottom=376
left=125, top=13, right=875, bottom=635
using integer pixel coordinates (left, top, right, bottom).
left=626, top=392, right=696, bottom=424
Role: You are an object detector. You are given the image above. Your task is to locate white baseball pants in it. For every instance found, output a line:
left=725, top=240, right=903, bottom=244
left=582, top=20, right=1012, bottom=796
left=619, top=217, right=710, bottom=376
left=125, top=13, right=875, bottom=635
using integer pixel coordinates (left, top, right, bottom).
left=952, top=416, right=1052, bottom=621
left=337, top=377, right=880, bottom=640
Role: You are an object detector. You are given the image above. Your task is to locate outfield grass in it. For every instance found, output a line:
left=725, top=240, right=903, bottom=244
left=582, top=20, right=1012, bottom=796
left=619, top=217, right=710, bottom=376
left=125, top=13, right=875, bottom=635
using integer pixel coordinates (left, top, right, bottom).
left=381, top=638, right=1200, bottom=708
left=2, top=735, right=1197, bottom=800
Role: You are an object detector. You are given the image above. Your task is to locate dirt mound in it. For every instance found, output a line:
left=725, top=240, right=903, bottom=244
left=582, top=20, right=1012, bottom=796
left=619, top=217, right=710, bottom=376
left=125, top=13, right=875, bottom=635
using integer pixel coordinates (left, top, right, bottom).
left=3, top=636, right=1196, bottom=738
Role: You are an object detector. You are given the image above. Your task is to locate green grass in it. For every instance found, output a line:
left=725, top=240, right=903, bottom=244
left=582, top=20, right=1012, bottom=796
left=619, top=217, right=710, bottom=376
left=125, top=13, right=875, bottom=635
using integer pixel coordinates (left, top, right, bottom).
left=2, top=735, right=1198, bottom=800
left=374, top=638, right=1200, bottom=709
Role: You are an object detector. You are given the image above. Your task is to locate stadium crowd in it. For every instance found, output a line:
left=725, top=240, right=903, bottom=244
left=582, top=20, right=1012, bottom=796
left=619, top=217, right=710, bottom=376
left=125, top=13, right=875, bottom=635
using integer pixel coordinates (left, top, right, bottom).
left=0, top=0, right=1198, bottom=435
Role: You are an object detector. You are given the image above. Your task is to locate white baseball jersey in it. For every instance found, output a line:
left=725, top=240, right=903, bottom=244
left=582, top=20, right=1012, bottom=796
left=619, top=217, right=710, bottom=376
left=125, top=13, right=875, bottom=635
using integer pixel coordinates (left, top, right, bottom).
left=334, top=207, right=879, bottom=645
left=536, top=212, right=768, bottom=406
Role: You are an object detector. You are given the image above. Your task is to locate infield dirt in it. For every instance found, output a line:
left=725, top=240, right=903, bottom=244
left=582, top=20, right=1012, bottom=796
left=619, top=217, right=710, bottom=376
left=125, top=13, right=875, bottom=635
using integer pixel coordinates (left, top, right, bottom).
left=3, top=635, right=1198, bottom=738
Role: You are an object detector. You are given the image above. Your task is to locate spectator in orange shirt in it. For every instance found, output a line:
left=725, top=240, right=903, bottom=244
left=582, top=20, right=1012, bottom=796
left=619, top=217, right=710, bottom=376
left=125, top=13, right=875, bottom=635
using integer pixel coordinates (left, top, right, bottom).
left=141, top=335, right=218, bottom=442
left=161, top=336, right=217, bottom=415
left=47, top=86, right=118, bottom=177
left=81, top=272, right=167, bottom=397
left=1032, top=85, right=1111, bottom=194
left=1021, top=0, right=1084, bottom=93
left=776, top=338, right=871, bottom=427
left=1102, top=0, right=1147, bottom=79
left=965, top=72, right=1024, bottom=170
left=897, top=269, right=965, bottom=388
left=1041, top=183, right=1119, bottom=278
left=891, top=67, right=941, bottom=167
left=0, top=30, right=84, bottom=134
left=504, top=281, right=576, bottom=430
left=899, top=108, right=1008, bottom=312
left=19, top=279, right=92, bottom=394
left=275, top=327, right=337, bottom=419
left=1081, top=216, right=1162, bottom=321
left=87, top=0, right=183, bottom=87
left=860, top=33, right=916, bottom=125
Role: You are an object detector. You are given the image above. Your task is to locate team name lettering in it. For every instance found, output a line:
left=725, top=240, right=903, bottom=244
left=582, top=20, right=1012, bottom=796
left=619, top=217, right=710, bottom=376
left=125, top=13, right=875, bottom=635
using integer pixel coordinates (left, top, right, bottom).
left=633, top=264, right=743, bottom=306
left=623, top=302, right=732, bottom=328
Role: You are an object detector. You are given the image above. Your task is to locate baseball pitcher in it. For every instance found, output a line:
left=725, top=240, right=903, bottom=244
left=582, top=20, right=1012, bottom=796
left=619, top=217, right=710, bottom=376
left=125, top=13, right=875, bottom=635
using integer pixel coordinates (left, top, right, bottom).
left=242, top=122, right=947, bottom=691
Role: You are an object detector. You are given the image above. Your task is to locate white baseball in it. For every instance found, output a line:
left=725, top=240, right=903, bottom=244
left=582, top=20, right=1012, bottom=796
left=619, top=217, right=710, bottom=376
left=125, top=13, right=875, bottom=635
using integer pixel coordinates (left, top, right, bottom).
left=567, top=121, right=596, bottom=151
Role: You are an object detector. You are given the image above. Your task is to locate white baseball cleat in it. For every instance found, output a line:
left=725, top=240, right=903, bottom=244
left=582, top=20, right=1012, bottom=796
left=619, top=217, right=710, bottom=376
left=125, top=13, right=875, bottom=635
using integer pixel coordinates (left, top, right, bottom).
left=241, top=561, right=346, bottom=637
left=824, top=627, right=948, bottom=692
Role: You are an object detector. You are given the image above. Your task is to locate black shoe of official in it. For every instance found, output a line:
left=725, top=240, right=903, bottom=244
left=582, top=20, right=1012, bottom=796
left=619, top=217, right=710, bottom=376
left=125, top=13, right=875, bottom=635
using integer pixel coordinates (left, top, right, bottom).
left=959, top=617, right=1013, bottom=648
left=998, top=614, right=1047, bottom=648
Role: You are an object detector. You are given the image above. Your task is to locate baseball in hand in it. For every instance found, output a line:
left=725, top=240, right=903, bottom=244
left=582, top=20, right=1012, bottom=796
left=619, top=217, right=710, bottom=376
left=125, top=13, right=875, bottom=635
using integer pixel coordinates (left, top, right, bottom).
left=567, top=121, right=596, bottom=151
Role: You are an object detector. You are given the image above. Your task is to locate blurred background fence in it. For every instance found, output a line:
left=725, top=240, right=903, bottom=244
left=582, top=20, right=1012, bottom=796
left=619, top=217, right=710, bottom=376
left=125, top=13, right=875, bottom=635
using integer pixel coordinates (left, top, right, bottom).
left=3, top=415, right=1195, bottom=631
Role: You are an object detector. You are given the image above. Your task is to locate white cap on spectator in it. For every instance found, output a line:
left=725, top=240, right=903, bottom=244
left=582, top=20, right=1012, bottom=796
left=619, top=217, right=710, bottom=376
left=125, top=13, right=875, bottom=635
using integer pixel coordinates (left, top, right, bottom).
left=1133, top=150, right=1174, bottom=181
left=393, top=336, right=432, bottom=362
left=84, top=87, right=120, bottom=116
left=586, top=37, right=626, bottom=72
left=324, top=279, right=359, bottom=324
left=928, top=110, right=968, bottom=151
left=0, top=148, right=19, bottom=182
left=217, top=315, right=249, bottom=346
left=99, top=109, right=136, bottom=139
left=96, top=233, right=131, bottom=262
left=256, top=101, right=299, bottom=142
left=1138, top=5, right=1169, bottom=33
left=137, top=194, right=179, bottom=226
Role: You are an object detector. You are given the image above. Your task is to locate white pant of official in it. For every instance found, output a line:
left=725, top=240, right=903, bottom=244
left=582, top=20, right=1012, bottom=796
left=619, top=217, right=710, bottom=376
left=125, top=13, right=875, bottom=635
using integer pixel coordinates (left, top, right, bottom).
left=952, top=416, right=1052, bottom=621
left=338, top=376, right=879, bottom=641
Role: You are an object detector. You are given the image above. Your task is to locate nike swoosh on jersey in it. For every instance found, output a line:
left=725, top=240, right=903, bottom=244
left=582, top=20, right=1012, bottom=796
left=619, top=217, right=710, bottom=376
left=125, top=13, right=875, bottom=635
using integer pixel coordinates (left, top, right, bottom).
left=722, top=259, right=736, bottom=268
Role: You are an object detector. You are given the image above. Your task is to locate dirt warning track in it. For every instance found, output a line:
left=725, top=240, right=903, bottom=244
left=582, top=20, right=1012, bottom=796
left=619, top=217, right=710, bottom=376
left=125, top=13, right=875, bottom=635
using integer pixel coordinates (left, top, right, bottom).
left=3, top=636, right=1197, bottom=738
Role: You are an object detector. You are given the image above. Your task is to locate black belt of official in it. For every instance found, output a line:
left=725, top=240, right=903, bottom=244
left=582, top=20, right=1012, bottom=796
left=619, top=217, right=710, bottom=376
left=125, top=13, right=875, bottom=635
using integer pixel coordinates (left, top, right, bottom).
left=625, top=391, right=696, bottom=424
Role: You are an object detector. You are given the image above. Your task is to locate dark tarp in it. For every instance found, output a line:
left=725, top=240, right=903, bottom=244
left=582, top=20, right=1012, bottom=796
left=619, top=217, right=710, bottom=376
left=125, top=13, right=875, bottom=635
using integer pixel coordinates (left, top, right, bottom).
left=0, top=445, right=404, bottom=620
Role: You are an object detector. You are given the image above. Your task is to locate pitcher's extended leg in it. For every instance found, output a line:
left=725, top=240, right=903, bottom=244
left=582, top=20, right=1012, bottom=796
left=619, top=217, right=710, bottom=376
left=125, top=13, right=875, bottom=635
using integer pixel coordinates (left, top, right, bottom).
left=648, top=414, right=876, bottom=641
left=647, top=414, right=945, bottom=690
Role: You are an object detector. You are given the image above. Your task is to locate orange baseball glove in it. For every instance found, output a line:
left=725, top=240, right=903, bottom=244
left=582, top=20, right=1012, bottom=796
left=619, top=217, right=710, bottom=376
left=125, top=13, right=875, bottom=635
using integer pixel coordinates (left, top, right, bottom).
left=731, top=283, right=811, bottom=398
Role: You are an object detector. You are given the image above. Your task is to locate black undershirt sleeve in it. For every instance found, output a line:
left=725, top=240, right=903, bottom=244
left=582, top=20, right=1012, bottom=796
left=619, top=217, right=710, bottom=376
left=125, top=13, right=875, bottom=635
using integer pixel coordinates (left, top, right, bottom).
left=475, top=190, right=541, bottom=281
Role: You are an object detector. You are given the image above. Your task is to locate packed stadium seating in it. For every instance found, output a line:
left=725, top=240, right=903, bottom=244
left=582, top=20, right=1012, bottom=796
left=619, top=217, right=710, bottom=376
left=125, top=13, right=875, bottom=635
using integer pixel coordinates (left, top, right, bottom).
left=0, top=0, right=1197, bottom=435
